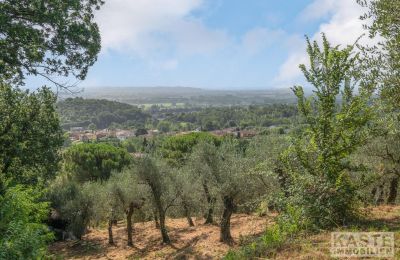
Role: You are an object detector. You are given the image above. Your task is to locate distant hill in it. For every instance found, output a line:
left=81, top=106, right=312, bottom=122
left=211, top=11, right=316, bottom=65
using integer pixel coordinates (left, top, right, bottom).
left=60, top=87, right=298, bottom=106
left=57, top=97, right=150, bottom=130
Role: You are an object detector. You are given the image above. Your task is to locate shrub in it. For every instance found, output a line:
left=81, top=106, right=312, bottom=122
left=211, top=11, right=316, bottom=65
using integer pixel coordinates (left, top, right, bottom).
left=0, top=186, right=53, bottom=259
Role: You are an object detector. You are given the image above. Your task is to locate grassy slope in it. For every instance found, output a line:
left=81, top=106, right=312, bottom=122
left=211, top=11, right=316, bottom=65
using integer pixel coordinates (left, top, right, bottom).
left=49, top=206, right=400, bottom=259
left=273, top=206, right=400, bottom=259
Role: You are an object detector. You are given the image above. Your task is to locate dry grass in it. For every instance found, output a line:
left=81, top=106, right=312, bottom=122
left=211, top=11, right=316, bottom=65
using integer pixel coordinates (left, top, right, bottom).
left=49, top=214, right=275, bottom=259
left=272, top=205, right=400, bottom=260
left=49, top=206, right=400, bottom=259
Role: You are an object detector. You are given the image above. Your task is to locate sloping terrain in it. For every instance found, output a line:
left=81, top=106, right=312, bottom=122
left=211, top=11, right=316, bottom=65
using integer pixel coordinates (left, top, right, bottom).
left=273, top=206, right=400, bottom=259
left=50, top=206, right=400, bottom=259
left=49, top=214, right=275, bottom=259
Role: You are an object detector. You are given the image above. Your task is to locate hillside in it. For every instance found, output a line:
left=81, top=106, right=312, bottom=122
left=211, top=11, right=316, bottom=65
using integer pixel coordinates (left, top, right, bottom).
left=57, top=98, right=150, bottom=129
left=49, top=206, right=400, bottom=259
left=59, top=87, right=298, bottom=106
left=49, top=214, right=274, bottom=259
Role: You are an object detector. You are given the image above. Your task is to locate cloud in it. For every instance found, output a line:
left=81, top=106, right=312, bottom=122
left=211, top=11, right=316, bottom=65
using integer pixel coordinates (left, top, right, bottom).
left=150, top=59, right=179, bottom=70
left=241, top=27, right=286, bottom=56
left=96, top=0, right=228, bottom=58
left=275, top=0, right=372, bottom=85
left=299, top=0, right=336, bottom=21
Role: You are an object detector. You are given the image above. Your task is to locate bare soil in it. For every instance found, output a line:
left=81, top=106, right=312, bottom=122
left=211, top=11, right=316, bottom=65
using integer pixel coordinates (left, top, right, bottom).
left=49, top=214, right=275, bottom=259
left=49, top=206, right=400, bottom=259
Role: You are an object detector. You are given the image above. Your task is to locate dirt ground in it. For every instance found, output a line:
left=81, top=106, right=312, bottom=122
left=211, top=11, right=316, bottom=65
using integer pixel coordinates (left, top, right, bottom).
left=49, top=206, right=400, bottom=259
left=49, top=214, right=275, bottom=259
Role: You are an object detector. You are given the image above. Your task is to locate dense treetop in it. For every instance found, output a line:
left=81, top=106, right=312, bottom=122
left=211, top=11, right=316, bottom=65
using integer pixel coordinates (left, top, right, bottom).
left=0, top=83, right=63, bottom=189
left=0, top=0, right=103, bottom=88
left=63, top=142, right=132, bottom=182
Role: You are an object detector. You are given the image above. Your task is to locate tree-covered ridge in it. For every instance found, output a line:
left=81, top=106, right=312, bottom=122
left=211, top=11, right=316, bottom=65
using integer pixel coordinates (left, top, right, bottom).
left=57, top=97, right=150, bottom=129
left=162, top=104, right=297, bottom=130
left=57, top=97, right=297, bottom=132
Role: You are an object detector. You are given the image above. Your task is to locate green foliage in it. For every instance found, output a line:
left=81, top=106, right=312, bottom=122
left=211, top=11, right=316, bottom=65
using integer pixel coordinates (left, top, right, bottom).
left=0, top=83, right=63, bottom=188
left=359, top=0, right=400, bottom=109
left=57, top=97, right=150, bottom=129
left=88, top=171, right=144, bottom=225
left=133, top=156, right=178, bottom=243
left=64, top=143, right=131, bottom=182
left=0, top=186, right=53, bottom=259
left=161, top=132, right=221, bottom=166
left=47, top=176, right=94, bottom=239
left=351, top=102, right=400, bottom=204
left=157, top=120, right=172, bottom=133
left=283, top=35, right=372, bottom=228
left=224, top=206, right=306, bottom=259
left=0, top=0, right=103, bottom=88
left=162, top=104, right=297, bottom=131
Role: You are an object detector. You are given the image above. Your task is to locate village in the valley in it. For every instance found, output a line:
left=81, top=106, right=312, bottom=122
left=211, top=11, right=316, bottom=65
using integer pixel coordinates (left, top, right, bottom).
left=67, top=126, right=260, bottom=143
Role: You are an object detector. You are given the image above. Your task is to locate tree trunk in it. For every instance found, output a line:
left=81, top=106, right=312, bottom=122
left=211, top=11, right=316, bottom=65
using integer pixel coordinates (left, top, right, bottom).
left=220, top=196, right=235, bottom=244
left=126, top=202, right=134, bottom=246
left=371, top=186, right=377, bottom=204
left=183, top=203, right=194, bottom=227
left=376, top=184, right=385, bottom=205
left=203, top=182, right=214, bottom=224
left=158, top=208, right=170, bottom=244
left=275, top=166, right=290, bottom=197
left=108, top=218, right=114, bottom=245
left=153, top=209, right=160, bottom=229
left=153, top=194, right=170, bottom=243
left=387, top=176, right=399, bottom=204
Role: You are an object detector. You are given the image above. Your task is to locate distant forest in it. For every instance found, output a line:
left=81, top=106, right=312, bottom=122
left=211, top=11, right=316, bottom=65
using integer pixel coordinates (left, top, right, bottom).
left=57, top=98, right=150, bottom=129
left=57, top=97, right=297, bottom=131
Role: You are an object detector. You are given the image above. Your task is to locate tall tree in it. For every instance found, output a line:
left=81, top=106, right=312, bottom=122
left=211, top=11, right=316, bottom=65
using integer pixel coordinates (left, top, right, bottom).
left=0, top=0, right=103, bottom=89
left=134, top=157, right=178, bottom=244
left=0, top=84, right=63, bottom=189
left=283, top=35, right=373, bottom=228
left=359, top=0, right=400, bottom=108
left=189, top=139, right=261, bottom=243
left=0, top=0, right=103, bottom=256
left=188, top=141, right=220, bottom=225
left=358, top=0, right=400, bottom=204
left=106, top=171, right=145, bottom=246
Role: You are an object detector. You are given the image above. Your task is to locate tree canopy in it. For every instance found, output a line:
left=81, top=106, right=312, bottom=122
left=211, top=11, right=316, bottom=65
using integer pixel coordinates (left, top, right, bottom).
left=63, top=143, right=131, bottom=182
left=0, top=83, right=63, bottom=189
left=0, top=0, right=103, bottom=88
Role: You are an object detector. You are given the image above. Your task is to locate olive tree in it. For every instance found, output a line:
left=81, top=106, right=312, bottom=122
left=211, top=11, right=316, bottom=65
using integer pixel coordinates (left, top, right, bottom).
left=359, top=0, right=400, bottom=108
left=174, top=168, right=203, bottom=227
left=357, top=0, right=400, bottom=205
left=105, top=171, right=146, bottom=246
left=133, top=156, right=179, bottom=244
left=187, top=141, right=220, bottom=225
left=189, top=139, right=261, bottom=243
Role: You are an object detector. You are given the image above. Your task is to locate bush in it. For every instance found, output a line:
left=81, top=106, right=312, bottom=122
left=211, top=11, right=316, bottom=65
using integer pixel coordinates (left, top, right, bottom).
left=0, top=186, right=53, bottom=259
left=224, top=206, right=306, bottom=259
left=47, top=177, right=94, bottom=239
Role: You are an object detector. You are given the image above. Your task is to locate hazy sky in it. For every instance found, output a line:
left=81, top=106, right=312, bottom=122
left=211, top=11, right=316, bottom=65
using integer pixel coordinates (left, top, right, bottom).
left=27, top=0, right=373, bottom=90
